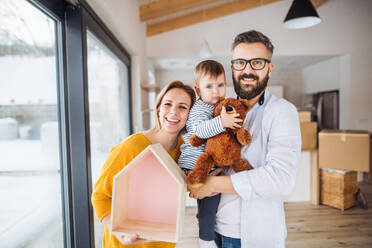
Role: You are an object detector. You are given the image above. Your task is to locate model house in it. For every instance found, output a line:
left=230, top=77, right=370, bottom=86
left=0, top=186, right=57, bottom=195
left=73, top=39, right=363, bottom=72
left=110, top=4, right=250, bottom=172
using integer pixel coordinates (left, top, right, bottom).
left=111, top=143, right=186, bottom=243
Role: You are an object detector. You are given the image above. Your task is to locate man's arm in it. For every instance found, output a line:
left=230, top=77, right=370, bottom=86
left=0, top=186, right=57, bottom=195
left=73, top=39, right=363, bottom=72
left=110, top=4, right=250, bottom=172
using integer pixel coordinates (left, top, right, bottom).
left=231, top=104, right=301, bottom=200
left=189, top=175, right=236, bottom=199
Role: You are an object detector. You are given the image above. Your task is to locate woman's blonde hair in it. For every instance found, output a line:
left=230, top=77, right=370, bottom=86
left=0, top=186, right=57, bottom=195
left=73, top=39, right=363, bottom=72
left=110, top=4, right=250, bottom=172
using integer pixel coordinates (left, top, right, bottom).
left=153, top=80, right=196, bottom=131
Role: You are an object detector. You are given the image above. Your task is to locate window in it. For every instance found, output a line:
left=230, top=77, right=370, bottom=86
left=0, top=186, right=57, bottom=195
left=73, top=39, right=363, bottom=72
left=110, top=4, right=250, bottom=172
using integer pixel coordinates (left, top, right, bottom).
left=0, top=0, right=64, bottom=247
left=87, top=31, right=131, bottom=247
left=0, top=1, right=132, bottom=247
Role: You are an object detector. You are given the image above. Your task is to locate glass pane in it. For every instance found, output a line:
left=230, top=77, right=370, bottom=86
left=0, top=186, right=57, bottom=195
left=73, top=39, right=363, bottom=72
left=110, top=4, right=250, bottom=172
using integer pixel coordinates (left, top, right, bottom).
left=0, top=0, right=64, bottom=247
left=87, top=31, right=131, bottom=247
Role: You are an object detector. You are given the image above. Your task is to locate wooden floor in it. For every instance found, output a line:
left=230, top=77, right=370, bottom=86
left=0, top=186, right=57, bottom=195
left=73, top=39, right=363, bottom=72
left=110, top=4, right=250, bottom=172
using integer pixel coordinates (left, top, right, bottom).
left=177, top=181, right=372, bottom=248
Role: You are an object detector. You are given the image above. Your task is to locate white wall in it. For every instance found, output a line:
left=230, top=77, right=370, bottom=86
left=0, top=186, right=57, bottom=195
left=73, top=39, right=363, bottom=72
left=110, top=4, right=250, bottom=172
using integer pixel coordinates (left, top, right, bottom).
left=302, top=56, right=340, bottom=94
left=270, top=67, right=303, bottom=107
left=86, top=0, right=147, bottom=132
left=155, top=68, right=195, bottom=87
left=147, top=0, right=372, bottom=131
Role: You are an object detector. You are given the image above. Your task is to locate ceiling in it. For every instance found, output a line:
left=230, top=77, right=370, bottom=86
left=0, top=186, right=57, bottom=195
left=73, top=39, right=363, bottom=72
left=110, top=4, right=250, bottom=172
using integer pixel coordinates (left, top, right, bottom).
left=144, top=1, right=333, bottom=71
left=151, top=55, right=337, bottom=70
left=138, top=0, right=329, bottom=36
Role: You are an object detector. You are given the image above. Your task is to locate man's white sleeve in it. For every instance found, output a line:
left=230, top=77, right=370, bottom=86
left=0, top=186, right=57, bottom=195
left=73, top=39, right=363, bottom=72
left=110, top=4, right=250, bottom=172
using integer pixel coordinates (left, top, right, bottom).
left=231, top=104, right=302, bottom=200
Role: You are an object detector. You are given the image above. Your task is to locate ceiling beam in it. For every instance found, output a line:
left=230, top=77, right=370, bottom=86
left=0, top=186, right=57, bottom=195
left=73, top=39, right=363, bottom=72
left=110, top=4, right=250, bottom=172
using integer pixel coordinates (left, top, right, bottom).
left=147, top=0, right=280, bottom=36
left=140, top=0, right=217, bottom=21
left=146, top=0, right=329, bottom=37
left=310, top=0, right=328, bottom=8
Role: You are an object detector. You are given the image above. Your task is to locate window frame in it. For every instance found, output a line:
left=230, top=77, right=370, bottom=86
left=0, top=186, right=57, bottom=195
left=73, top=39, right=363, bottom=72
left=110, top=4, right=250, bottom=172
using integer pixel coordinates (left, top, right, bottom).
left=24, top=1, right=132, bottom=247
left=27, top=0, right=73, bottom=247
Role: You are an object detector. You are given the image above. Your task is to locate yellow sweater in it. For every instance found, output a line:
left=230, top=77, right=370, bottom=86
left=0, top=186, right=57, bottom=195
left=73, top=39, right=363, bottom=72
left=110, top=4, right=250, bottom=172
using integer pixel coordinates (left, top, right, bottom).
left=91, top=133, right=183, bottom=248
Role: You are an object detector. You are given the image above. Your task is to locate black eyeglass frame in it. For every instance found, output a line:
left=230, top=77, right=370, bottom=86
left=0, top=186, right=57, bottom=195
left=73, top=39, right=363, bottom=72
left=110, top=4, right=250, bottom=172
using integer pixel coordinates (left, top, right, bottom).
left=231, top=58, right=271, bottom=71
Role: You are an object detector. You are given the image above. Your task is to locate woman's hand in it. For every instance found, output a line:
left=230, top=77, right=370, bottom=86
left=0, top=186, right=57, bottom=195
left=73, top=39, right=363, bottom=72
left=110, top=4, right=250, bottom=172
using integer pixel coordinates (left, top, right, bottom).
left=102, top=214, right=151, bottom=245
left=112, top=233, right=150, bottom=245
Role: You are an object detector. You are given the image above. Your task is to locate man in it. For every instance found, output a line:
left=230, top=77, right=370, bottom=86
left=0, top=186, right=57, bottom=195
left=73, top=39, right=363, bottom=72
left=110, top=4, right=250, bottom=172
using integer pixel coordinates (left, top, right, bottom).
left=189, top=30, right=302, bottom=248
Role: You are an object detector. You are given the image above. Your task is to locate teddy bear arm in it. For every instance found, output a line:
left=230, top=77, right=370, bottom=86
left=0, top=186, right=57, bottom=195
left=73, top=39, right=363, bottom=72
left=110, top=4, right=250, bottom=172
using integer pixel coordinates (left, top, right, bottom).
left=236, top=128, right=252, bottom=146
left=232, top=158, right=253, bottom=172
left=189, top=134, right=207, bottom=147
left=186, top=153, right=215, bottom=187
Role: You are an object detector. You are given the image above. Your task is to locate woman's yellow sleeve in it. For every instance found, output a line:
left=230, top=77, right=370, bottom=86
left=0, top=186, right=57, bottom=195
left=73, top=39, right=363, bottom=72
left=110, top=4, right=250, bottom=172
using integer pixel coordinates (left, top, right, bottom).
left=91, top=141, right=138, bottom=221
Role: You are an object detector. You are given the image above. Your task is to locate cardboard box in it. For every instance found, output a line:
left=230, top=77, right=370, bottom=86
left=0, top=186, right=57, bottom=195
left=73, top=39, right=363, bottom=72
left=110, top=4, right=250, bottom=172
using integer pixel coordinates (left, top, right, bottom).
left=300, top=122, right=317, bottom=151
left=319, top=130, right=370, bottom=172
left=298, top=111, right=311, bottom=122
left=111, top=144, right=186, bottom=243
left=320, top=169, right=358, bottom=210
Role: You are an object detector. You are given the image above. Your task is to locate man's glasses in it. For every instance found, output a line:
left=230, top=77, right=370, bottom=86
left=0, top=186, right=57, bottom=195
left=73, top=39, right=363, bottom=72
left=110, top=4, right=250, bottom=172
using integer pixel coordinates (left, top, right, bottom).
left=231, top=58, right=271, bottom=71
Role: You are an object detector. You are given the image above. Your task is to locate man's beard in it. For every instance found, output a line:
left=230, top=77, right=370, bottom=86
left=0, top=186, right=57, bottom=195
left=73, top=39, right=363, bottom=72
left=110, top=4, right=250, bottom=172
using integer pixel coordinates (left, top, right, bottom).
left=233, top=70, right=269, bottom=100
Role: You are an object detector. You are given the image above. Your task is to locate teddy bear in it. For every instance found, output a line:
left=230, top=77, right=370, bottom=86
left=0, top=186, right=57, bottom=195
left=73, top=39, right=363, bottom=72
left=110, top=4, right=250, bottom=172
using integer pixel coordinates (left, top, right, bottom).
left=186, top=98, right=253, bottom=187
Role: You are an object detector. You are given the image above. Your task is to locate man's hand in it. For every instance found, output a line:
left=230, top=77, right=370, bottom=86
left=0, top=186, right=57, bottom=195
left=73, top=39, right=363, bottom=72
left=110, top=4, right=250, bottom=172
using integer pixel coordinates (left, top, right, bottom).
left=220, top=106, right=242, bottom=129
left=188, top=172, right=237, bottom=198
left=189, top=176, right=218, bottom=199
left=188, top=168, right=224, bottom=199
left=189, top=181, right=216, bottom=199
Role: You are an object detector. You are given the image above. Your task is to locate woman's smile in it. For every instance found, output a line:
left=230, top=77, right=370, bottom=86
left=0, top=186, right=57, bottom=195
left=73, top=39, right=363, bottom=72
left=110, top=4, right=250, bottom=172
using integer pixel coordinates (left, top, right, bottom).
left=165, top=116, right=180, bottom=124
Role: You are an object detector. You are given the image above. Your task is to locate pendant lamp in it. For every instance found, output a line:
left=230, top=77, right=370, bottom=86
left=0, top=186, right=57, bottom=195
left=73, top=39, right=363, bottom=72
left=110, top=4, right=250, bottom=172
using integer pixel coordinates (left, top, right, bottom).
left=199, top=40, right=212, bottom=58
left=283, top=0, right=321, bottom=29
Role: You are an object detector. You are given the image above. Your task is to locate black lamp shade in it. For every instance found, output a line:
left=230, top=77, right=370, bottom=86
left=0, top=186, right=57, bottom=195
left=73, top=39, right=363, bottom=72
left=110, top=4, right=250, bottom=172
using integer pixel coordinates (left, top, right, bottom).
left=283, top=0, right=321, bottom=29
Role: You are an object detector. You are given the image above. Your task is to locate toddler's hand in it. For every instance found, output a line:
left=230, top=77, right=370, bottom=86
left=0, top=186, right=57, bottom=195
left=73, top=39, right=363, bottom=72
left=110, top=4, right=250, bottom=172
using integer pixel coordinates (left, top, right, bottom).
left=220, top=106, right=242, bottom=129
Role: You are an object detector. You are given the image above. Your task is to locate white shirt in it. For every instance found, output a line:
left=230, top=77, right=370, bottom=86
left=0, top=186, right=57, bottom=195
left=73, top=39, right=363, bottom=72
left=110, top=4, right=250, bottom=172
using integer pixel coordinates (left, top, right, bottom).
left=215, top=168, right=241, bottom=239
left=215, top=90, right=302, bottom=248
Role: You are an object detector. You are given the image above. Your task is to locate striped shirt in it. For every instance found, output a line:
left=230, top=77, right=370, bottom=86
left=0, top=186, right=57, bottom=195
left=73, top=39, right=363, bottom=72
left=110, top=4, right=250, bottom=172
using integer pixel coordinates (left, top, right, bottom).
left=178, top=99, right=225, bottom=170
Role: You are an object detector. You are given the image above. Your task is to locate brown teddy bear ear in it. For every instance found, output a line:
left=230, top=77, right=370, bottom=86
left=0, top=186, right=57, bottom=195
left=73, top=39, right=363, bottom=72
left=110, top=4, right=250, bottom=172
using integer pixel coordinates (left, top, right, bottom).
left=215, top=96, right=225, bottom=105
left=241, top=99, right=252, bottom=109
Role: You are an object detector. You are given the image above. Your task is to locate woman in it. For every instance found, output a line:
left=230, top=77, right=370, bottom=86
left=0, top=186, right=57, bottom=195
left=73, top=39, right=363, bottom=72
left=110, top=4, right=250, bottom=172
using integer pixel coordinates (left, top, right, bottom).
left=92, top=81, right=196, bottom=248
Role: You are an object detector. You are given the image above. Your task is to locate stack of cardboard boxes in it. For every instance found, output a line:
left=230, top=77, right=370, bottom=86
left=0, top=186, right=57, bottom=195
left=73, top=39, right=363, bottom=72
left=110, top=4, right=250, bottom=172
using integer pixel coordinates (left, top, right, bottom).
left=297, top=111, right=370, bottom=210
left=318, top=130, right=370, bottom=210
left=298, top=111, right=317, bottom=151
left=298, top=111, right=319, bottom=205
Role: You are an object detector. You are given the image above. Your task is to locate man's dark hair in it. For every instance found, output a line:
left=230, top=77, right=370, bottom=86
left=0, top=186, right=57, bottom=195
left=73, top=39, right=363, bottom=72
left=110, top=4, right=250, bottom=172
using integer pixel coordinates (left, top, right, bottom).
left=232, top=30, right=274, bottom=58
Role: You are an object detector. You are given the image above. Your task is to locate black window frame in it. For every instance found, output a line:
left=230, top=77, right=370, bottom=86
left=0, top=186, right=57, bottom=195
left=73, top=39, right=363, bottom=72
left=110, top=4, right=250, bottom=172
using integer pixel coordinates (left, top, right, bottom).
left=26, top=1, right=132, bottom=247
